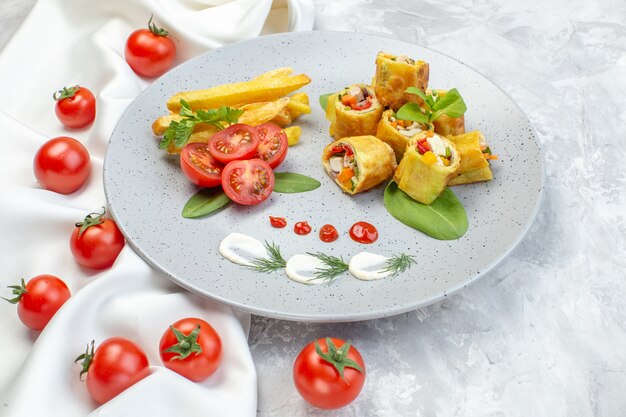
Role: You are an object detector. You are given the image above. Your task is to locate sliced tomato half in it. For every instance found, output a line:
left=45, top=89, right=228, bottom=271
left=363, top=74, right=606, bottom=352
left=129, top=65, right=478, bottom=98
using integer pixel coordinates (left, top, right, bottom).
left=208, top=124, right=260, bottom=164
left=180, top=142, right=224, bottom=188
left=255, top=123, right=288, bottom=169
left=221, top=159, right=275, bottom=205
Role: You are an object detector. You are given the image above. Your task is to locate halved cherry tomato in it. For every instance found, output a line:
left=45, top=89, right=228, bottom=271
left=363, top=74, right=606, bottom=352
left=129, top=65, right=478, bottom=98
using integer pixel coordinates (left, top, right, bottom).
left=180, top=142, right=224, bottom=188
left=255, top=123, right=288, bottom=169
left=221, top=159, right=274, bottom=205
left=208, top=124, right=260, bottom=164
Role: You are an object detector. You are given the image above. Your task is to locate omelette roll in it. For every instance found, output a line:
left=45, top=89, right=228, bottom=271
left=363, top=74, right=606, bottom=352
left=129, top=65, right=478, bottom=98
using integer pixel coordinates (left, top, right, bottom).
left=330, top=84, right=383, bottom=139
left=430, top=89, right=465, bottom=136
left=393, top=131, right=460, bottom=204
left=375, top=109, right=430, bottom=163
left=448, top=130, right=496, bottom=186
left=322, top=135, right=397, bottom=195
left=374, top=52, right=430, bottom=111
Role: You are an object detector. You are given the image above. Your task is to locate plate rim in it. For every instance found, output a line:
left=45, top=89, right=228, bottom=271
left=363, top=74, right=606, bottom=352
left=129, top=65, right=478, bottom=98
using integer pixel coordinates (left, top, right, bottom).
left=103, top=30, right=546, bottom=322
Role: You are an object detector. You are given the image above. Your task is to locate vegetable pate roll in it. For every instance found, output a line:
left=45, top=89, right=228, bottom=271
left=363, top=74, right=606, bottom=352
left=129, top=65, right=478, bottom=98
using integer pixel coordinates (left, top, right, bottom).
left=447, top=130, right=496, bottom=186
left=329, top=84, right=383, bottom=139
left=375, top=109, right=430, bottom=163
left=430, top=89, right=465, bottom=136
left=394, top=131, right=460, bottom=204
left=374, top=52, right=430, bottom=111
left=322, top=135, right=397, bottom=195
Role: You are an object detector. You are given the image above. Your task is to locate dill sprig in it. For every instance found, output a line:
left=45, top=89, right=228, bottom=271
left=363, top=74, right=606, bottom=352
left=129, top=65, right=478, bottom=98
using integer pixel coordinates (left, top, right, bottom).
left=306, top=252, right=349, bottom=283
left=381, top=253, right=416, bottom=276
left=248, top=242, right=287, bottom=273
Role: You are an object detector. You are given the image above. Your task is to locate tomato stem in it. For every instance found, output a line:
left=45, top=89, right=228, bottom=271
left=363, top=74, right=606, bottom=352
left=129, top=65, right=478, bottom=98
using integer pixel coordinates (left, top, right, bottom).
left=75, top=340, right=95, bottom=380
left=162, top=324, right=203, bottom=360
left=314, top=338, right=364, bottom=382
left=1, top=278, right=28, bottom=304
left=148, top=14, right=169, bottom=37
left=75, top=207, right=106, bottom=238
left=53, top=85, right=80, bottom=101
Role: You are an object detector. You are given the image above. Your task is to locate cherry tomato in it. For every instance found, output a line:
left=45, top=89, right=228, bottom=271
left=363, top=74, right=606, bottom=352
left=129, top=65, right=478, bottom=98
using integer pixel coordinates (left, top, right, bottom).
left=269, top=216, right=287, bottom=228
left=221, top=159, right=274, bottom=205
left=293, top=337, right=366, bottom=409
left=76, top=338, right=150, bottom=404
left=53, top=86, right=96, bottom=129
left=319, top=224, right=339, bottom=242
left=208, top=124, right=260, bottom=164
left=180, top=142, right=224, bottom=188
left=349, top=221, right=378, bottom=244
left=3, top=275, right=71, bottom=331
left=294, top=221, right=312, bottom=235
left=33, top=136, right=91, bottom=194
left=70, top=208, right=125, bottom=269
left=255, top=123, right=288, bottom=169
left=125, top=16, right=176, bottom=78
left=159, top=317, right=222, bottom=382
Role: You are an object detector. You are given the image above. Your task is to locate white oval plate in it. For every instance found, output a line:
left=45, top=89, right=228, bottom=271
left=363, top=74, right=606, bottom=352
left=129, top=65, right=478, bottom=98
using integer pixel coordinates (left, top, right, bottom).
left=104, top=31, right=544, bottom=322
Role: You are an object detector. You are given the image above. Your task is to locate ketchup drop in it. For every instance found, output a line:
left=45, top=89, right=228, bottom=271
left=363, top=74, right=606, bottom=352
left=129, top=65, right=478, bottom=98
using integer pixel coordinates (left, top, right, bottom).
left=319, top=224, right=339, bottom=243
left=269, top=216, right=287, bottom=228
left=349, top=221, right=378, bottom=244
left=294, top=221, right=312, bottom=235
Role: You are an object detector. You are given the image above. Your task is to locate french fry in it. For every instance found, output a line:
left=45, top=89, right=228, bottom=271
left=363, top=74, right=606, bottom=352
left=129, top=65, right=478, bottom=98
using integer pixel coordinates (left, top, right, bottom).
left=284, top=126, right=301, bottom=146
left=287, top=93, right=311, bottom=120
left=270, top=108, right=292, bottom=127
left=167, top=74, right=311, bottom=113
left=253, top=67, right=294, bottom=81
left=238, top=98, right=290, bottom=126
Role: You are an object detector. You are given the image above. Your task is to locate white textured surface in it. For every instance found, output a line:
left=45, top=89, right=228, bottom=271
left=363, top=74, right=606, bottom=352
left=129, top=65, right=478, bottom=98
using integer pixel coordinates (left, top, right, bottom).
left=2, top=1, right=626, bottom=416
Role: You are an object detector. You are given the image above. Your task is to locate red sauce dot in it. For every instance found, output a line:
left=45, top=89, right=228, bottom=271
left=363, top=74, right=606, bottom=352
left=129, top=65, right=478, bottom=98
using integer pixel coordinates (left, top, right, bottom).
left=294, top=221, right=312, bottom=235
left=269, top=216, right=287, bottom=228
left=319, top=224, right=339, bottom=243
left=349, top=221, right=378, bottom=244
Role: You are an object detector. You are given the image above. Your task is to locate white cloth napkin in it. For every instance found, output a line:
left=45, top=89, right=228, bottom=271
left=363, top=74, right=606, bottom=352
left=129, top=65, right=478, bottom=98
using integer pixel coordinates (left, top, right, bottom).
left=0, top=0, right=313, bottom=415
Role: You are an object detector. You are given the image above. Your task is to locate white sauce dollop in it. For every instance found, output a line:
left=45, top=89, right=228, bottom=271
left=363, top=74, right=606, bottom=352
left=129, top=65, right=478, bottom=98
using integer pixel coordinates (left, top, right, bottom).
left=219, top=233, right=267, bottom=267
left=285, top=254, right=327, bottom=285
left=348, top=252, right=393, bottom=281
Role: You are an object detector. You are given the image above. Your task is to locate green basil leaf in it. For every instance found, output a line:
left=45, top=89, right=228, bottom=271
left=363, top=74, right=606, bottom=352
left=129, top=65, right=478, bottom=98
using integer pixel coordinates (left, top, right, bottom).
left=319, top=93, right=334, bottom=111
left=430, top=88, right=467, bottom=120
left=384, top=181, right=468, bottom=240
left=182, top=188, right=230, bottom=218
left=274, top=172, right=321, bottom=193
left=396, top=103, right=430, bottom=124
left=405, top=86, right=429, bottom=105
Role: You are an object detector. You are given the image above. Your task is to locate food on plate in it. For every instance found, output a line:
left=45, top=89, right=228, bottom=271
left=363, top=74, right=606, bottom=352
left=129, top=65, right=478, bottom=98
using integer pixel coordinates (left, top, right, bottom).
left=375, top=109, right=429, bottom=162
left=286, top=92, right=312, bottom=120
left=166, top=72, right=311, bottom=113
left=348, top=252, right=415, bottom=280
left=255, top=122, right=288, bottom=168
left=447, top=130, right=496, bottom=186
left=429, top=89, right=466, bottom=136
left=75, top=338, right=150, bottom=404
left=319, top=224, right=339, bottom=243
left=160, top=317, right=222, bottom=382
left=269, top=216, right=287, bottom=228
left=2, top=275, right=71, bottom=331
left=53, top=85, right=96, bottom=129
left=393, top=131, right=460, bottom=204
left=70, top=208, right=125, bottom=269
left=125, top=15, right=176, bottom=78
left=326, top=84, right=383, bottom=138
left=293, top=337, right=365, bottom=409
left=294, top=221, right=312, bottom=235
left=180, top=142, right=224, bottom=188
left=208, top=123, right=261, bottom=164
left=33, top=136, right=91, bottom=194
left=221, top=159, right=275, bottom=205
left=284, top=125, right=302, bottom=146
left=374, top=51, right=429, bottom=111
left=348, top=221, right=378, bottom=244
left=322, top=136, right=396, bottom=194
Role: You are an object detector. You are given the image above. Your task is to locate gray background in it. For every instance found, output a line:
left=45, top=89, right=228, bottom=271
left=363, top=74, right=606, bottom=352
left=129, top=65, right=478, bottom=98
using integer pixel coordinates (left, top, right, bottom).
left=2, top=1, right=625, bottom=416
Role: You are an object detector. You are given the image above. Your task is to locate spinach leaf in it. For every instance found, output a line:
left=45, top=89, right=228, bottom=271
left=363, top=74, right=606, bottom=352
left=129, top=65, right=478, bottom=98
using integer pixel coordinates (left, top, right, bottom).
left=182, top=188, right=230, bottom=218
left=274, top=172, right=321, bottom=193
left=319, top=93, right=334, bottom=111
left=384, top=181, right=468, bottom=240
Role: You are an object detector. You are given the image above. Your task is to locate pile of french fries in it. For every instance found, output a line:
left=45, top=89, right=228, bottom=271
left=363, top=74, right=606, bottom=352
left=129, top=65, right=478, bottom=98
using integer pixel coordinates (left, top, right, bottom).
left=152, top=67, right=312, bottom=153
